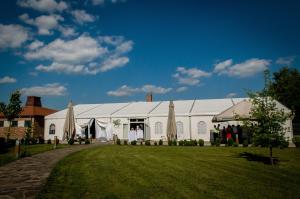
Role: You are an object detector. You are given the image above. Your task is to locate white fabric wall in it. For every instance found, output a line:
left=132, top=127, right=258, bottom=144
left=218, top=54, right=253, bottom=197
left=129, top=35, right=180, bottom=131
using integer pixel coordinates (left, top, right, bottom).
left=190, top=116, right=214, bottom=141
left=44, top=119, right=65, bottom=141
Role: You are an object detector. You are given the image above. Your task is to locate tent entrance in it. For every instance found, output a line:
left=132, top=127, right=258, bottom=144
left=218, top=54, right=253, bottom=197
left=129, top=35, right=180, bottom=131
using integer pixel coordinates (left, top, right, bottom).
left=130, top=118, right=145, bottom=138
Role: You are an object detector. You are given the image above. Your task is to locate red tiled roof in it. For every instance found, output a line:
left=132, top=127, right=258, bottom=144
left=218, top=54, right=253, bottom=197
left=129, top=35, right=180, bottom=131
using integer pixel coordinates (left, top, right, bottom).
left=0, top=106, right=57, bottom=118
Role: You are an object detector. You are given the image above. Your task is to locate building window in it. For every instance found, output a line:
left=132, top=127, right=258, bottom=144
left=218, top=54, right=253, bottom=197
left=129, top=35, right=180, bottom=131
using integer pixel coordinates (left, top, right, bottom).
left=155, top=122, right=163, bottom=135
left=11, top=121, right=18, bottom=127
left=24, top=120, right=32, bottom=127
left=197, top=121, right=207, bottom=134
left=0, top=121, right=3, bottom=127
left=49, top=124, right=55, bottom=134
left=176, top=121, right=184, bottom=135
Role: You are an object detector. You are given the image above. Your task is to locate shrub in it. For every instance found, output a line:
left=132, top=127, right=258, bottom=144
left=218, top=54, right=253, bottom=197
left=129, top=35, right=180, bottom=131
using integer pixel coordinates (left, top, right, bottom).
left=116, top=139, right=121, bottom=145
left=159, top=139, right=163, bottom=146
left=140, top=141, right=143, bottom=146
left=68, top=138, right=74, bottom=145
left=198, top=139, right=204, bottom=147
left=0, top=137, right=8, bottom=154
left=20, top=151, right=31, bottom=158
left=124, top=140, right=128, bottom=145
left=145, top=140, right=151, bottom=146
left=131, top=140, right=137, bottom=145
left=172, top=140, right=177, bottom=146
left=292, top=136, right=300, bottom=147
left=30, top=138, right=37, bottom=145
left=38, top=137, right=44, bottom=144
left=193, top=139, right=198, bottom=146
left=47, top=139, right=51, bottom=144
left=154, top=141, right=157, bottom=146
left=178, top=140, right=184, bottom=146
left=85, top=139, right=90, bottom=144
left=243, top=140, right=248, bottom=147
left=227, top=138, right=234, bottom=146
left=233, top=142, right=238, bottom=147
left=168, top=140, right=172, bottom=146
left=78, top=137, right=82, bottom=145
left=210, top=141, right=215, bottom=146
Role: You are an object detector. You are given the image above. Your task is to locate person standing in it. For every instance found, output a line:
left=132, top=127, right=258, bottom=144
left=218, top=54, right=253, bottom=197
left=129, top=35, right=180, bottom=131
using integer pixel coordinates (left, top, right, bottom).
left=232, top=125, right=238, bottom=144
left=128, top=127, right=136, bottom=142
left=136, top=125, right=144, bottom=141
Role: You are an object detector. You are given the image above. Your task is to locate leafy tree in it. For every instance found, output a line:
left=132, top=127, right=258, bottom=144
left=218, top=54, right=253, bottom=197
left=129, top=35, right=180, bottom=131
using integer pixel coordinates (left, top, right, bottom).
left=244, top=71, right=291, bottom=165
left=0, top=91, right=22, bottom=139
left=269, top=67, right=300, bottom=122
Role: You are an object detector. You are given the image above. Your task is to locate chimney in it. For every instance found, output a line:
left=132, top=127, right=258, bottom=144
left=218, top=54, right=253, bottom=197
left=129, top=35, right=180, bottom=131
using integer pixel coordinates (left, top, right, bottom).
left=26, top=96, right=42, bottom=107
left=146, top=92, right=153, bottom=102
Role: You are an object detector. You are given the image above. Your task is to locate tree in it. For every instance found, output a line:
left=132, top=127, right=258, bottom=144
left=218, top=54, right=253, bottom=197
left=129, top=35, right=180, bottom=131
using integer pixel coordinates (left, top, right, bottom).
left=0, top=91, right=22, bottom=139
left=245, top=71, right=291, bottom=165
left=269, top=67, right=300, bottom=122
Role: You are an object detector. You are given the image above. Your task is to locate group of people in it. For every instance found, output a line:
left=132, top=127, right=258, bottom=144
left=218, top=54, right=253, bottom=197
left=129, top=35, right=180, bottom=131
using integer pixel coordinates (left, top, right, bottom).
left=212, top=124, right=246, bottom=144
left=128, top=125, right=144, bottom=142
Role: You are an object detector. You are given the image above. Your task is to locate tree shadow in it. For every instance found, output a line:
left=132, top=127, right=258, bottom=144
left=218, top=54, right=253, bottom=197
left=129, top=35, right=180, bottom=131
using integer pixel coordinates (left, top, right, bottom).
left=238, top=152, right=279, bottom=165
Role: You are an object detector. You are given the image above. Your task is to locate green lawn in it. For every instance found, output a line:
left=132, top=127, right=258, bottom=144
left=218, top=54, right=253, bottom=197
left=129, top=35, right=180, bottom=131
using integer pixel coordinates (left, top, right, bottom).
left=38, top=145, right=300, bottom=199
left=0, top=144, right=70, bottom=166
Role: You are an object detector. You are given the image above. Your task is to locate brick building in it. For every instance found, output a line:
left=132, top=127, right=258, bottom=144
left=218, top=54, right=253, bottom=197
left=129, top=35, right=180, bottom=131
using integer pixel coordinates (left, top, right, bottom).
left=0, top=96, right=57, bottom=139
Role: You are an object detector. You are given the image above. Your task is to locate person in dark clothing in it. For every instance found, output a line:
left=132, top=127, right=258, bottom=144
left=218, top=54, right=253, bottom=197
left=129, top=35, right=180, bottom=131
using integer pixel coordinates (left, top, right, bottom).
left=237, top=125, right=243, bottom=144
left=222, top=126, right=226, bottom=143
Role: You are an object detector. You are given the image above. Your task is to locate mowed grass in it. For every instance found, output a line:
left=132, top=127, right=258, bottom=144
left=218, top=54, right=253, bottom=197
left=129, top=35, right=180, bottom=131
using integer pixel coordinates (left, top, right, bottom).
left=0, top=144, right=70, bottom=166
left=39, top=145, right=300, bottom=199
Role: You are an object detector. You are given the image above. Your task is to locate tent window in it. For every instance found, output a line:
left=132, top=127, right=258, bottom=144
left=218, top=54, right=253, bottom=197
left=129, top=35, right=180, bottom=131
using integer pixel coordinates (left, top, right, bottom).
left=49, top=124, right=55, bottom=135
left=155, top=122, right=163, bottom=135
left=176, top=121, right=184, bottom=135
left=197, top=121, right=207, bottom=134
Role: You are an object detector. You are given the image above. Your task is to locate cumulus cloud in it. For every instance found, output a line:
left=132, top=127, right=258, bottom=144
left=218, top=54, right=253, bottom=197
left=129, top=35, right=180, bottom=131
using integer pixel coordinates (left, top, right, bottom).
left=0, top=76, right=17, bottom=84
left=19, top=13, right=64, bottom=35
left=214, top=58, right=270, bottom=77
left=92, top=0, right=125, bottom=5
left=176, top=86, right=188, bottom=92
left=107, top=84, right=172, bottom=97
left=20, top=83, right=67, bottom=96
left=17, top=0, right=68, bottom=13
left=276, top=56, right=295, bottom=66
left=58, top=26, right=77, bottom=37
left=173, top=67, right=211, bottom=86
left=71, top=10, right=96, bottom=24
left=24, top=34, right=133, bottom=74
left=27, top=40, right=44, bottom=50
left=0, top=24, right=29, bottom=49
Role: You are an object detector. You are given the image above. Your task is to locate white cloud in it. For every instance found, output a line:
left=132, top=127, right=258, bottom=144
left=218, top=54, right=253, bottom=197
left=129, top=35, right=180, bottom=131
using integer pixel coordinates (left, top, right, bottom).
left=27, top=40, right=44, bottom=50
left=226, top=92, right=237, bottom=98
left=176, top=86, right=188, bottom=92
left=92, top=0, right=105, bottom=5
left=71, top=10, right=96, bottom=24
left=0, top=76, right=17, bottom=84
left=58, top=26, right=77, bottom=37
left=20, top=83, right=66, bottom=96
left=107, top=84, right=172, bottom=97
left=17, top=0, right=68, bottom=13
left=276, top=56, right=295, bottom=66
left=0, top=24, right=29, bottom=49
left=19, top=13, right=64, bottom=35
left=25, top=34, right=133, bottom=75
left=214, top=58, right=270, bottom=77
left=173, top=67, right=211, bottom=86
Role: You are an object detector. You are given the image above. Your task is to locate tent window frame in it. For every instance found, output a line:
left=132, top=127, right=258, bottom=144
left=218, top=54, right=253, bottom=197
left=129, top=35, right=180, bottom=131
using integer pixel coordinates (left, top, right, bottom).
left=176, top=121, right=184, bottom=135
left=155, top=122, right=163, bottom=135
left=49, top=123, right=55, bottom=135
left=197, top=121, right=207, bottom=135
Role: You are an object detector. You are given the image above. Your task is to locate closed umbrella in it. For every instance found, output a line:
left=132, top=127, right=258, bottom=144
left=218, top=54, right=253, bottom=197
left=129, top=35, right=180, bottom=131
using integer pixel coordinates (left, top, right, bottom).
left=166, top=100, right=177, bottom=141
left=63, top=101, right=76, bottom=140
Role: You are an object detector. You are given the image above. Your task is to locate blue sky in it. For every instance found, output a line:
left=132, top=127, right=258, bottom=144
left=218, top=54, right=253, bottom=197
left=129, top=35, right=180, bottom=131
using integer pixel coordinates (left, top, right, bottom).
left=0, top=0, right=299, bottom=110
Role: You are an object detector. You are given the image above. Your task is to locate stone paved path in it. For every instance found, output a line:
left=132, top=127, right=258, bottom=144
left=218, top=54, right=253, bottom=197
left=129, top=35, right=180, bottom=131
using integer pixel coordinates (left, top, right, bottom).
left=0, top=142, right=106, bottom=199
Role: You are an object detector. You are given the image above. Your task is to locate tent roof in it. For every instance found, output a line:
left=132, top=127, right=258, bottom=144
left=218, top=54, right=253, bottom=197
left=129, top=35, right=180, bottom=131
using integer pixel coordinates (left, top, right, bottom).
left=46, top=98, right=282, bottom=119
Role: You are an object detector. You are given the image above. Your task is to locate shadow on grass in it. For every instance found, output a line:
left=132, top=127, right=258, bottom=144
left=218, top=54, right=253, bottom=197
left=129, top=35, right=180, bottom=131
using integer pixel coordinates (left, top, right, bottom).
left=239, top=152, right=279, bottom=165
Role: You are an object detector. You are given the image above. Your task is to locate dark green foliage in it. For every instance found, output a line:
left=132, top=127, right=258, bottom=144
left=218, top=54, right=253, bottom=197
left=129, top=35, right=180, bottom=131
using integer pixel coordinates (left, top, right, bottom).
left=116, top=139, right=121, bottom=145
left=243, top=140, right=249, bottom=147
left=68, top=138, right=74, bottom=145
left=24, top=127, right=32, bottom=145
left=172, top=140, right=177, bottom=146
left=233, top=142, right=239, bottom=147
left=168, top=140, right=172, bottom=146
left=154, top=141, right=157, bottom=146
left=159, top=139, right=163, bottom=145
left=145, top=140, right=151, bottom=146
left=178, top=140, right=184, bottom=146
left=38, top=137, right=44, bottom=144
left=227, top=138, right=234, bottom=146
left=124, top=140, right=128, bottom=145
left=0, top=137, right=8, bottom=154
left=292, top=136, right=300, bottom=147
left=198, top=139, right=204, bottom=146
left=47, top=139, right=51, bottom=144
left=131, top=140, right=137, bottom=145
left=215, top=138, right=220, bottom=147
left=85, top=139, right=90, bottom=144
left=20, top=150, right=31, bottom=158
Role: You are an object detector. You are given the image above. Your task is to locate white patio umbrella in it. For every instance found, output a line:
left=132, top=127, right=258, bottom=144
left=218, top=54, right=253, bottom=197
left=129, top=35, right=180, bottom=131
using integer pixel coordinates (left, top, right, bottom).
left=166, top=100, right=177, bottom=141
left=63, top=101, right=76, bottom=140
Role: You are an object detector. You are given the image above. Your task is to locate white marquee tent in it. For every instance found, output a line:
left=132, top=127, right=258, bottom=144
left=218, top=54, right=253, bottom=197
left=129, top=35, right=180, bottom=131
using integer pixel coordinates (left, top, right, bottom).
left=44, top=98, right=293, bottom=142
